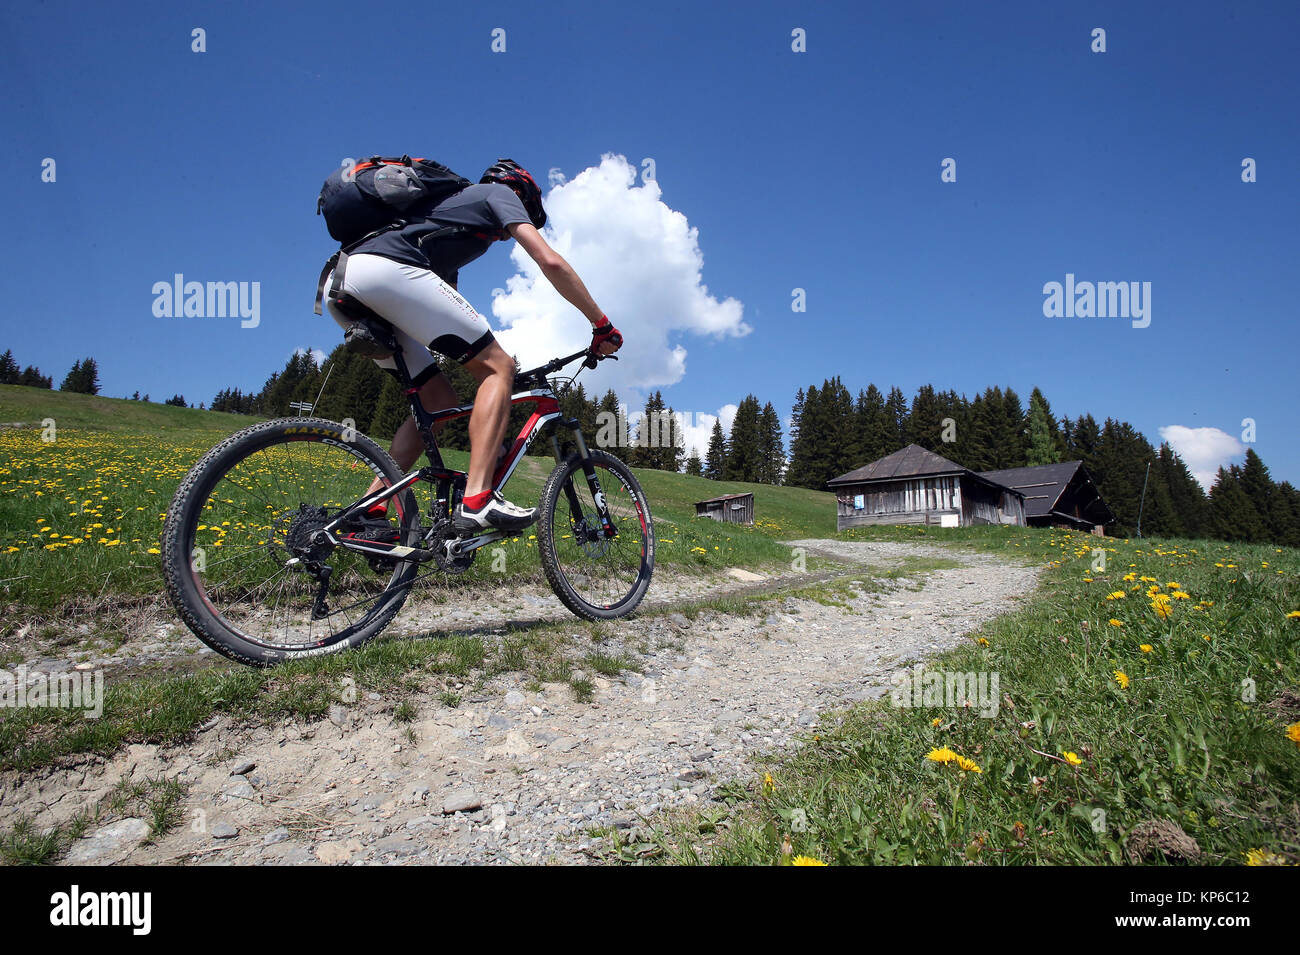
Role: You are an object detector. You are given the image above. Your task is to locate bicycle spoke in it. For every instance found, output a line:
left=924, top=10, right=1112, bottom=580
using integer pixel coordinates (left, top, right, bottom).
left=179, top=430, right=416, bottom=652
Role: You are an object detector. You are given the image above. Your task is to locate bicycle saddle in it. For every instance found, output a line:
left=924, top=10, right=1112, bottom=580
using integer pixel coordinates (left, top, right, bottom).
left=331, top=294, right=400, bottom=359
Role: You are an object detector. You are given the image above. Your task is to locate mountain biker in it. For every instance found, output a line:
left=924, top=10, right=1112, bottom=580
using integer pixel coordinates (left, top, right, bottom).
left=321, top=159, right=623, bottom=534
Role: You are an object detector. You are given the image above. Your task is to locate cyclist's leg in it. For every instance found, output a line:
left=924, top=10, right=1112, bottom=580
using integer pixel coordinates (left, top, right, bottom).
left=454, top=340, right=536, bottom=532
left=386, top=373, right=456, bottom=470
left=461, top=340, right=515, bottom=496
left=323, top=255, right=528, bottom=529
left=323, top=262, right=459, bottom=501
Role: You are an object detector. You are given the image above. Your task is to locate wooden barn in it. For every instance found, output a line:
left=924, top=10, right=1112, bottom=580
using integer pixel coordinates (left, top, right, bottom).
left=978, top=461, right=1114, bottom=534
left=827, top=445, right=1026, bottom=531
left=694, top=492, right=755, bottom=525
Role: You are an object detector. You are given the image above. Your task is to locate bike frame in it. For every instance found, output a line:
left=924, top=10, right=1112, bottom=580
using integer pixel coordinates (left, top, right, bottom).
left=318, top=345, right=617, bottom=564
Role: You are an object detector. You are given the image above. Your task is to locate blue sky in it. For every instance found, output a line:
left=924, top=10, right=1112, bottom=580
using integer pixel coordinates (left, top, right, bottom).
left=2, top=0, right=1297, bottom=486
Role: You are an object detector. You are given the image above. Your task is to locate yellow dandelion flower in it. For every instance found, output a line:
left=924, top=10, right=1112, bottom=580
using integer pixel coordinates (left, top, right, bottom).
left=977, top=637, right=989, bottom=647
left=926, top=747, right=958, bottom=764
left=1108, top=619, right=1123, bottom=627
left=1286, top=723, right=1300, bottom=746
left=1114, top=671, right=1129, bottom=690
left=1062, top=751, right=1083, bottom=766
left=955, top=755, right=982, bottom=773
left=1244, top=848, right=1287, bottom=866
left=1151, top=601, right=1172, bottom=620
left=1139, top=644, right=1153, bottom=653
left=1287, top=611, right=1300, bottom=620
left=1105, top=591, right=1126, bottom=600
left=931, top=717, right=941, bottom=727
left=791, top=856, right=827, bottom=866
left=1171, top=591, right=1190, bottom=600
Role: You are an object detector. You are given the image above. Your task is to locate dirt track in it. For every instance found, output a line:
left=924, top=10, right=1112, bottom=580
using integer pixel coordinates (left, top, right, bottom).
left=1, top=539, right=1039, bottom=865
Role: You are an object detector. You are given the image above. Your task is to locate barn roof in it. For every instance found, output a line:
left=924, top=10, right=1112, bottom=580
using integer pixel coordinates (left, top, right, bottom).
left=978, top=461, right=1113, bottom=523
left=694, top=492, right=754, bottom=505
left=827, top=444, right=967, bottom=486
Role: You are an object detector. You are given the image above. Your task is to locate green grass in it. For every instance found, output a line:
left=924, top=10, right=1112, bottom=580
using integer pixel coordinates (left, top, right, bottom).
left=0, top=385, right=257, bottom=437
left=645, top=529, right=1300, bottom=866
left=0, top=386, right=831, bottom=613
left=0, top=773, right=183, bottom=864
left=0, top=815, right=84, bottom=865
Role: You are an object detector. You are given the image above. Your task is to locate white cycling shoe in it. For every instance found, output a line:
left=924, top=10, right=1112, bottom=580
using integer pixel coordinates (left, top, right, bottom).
left=453, top=491, right=537, bottom=534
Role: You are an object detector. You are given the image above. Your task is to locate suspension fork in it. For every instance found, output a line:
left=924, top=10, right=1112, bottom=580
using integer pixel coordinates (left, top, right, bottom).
left=551, top=422, right=617, bottom=539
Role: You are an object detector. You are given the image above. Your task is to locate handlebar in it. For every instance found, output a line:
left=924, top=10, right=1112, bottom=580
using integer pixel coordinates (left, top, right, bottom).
left=517, top=347, right=618, bottom=386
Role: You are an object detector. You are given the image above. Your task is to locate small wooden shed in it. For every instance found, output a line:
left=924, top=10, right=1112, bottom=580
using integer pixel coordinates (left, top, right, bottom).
left=827, top=444, right=1026, bottom=531
left=694, top=492, right=755, bottom=525
left=979, top=461, right=1114, bottom=534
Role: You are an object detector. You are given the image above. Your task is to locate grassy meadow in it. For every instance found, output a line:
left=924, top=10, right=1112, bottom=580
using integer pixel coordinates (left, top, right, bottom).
left=641, top=525, right=1300, bottom=866
left=3, top=386, right=1298, bottom=866
left=0, top=385, right=833, bottom=613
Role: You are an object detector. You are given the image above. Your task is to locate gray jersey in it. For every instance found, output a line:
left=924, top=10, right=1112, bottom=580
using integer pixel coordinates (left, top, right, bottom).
left=351, top=183, right=531, bottom=286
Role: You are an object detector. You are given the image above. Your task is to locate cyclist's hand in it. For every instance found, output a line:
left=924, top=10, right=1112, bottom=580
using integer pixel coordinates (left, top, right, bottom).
left=590, top=316, right=623, bottom=358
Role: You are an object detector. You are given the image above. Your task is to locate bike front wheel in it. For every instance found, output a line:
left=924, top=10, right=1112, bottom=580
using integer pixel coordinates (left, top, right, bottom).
left=161, top=417, right=420, bottom=666
left=536, top=449, right=654, bottom=620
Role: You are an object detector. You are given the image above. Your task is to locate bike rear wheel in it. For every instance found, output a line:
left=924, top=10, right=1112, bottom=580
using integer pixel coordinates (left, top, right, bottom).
left=537, top=449, right=654, bottom=619
left=161, top=417, right=420, bottom=666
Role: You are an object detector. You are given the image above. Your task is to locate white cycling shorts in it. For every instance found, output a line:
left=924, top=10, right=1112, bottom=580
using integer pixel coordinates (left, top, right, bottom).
left=323, top=253, right=495, bottom=386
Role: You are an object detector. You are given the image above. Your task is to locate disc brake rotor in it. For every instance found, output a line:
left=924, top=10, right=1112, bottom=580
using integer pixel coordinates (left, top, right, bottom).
left=571, top=511, right=613, bottom=558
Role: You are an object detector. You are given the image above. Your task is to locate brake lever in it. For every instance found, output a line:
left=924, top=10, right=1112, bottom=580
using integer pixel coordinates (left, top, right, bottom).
left=582, top=352, right=619, bottom=370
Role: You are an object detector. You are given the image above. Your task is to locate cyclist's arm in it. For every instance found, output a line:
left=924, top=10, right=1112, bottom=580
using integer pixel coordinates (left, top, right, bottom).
left=507, top=222, right=605, bottom=326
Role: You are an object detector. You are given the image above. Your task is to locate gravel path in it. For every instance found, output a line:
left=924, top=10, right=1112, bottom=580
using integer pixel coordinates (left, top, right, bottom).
left=1, top=539, right=1039, bottom=865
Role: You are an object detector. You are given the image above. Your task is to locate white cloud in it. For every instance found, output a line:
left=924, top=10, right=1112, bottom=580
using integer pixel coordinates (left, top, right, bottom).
left=491, top=154, right=749, bottom=393
left=676, top=404, right=738, bottom=460
left=1158, top=425, right=1244, bottom=490
left=294, top=346, right=327, bottom=366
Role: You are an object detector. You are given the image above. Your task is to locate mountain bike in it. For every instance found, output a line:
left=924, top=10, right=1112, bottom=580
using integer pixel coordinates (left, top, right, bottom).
left=161, top=315, right=654, bottom=666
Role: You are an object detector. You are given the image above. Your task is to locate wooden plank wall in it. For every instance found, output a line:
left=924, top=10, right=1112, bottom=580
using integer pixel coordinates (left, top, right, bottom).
left=837, top=476, right=1025, bottom=529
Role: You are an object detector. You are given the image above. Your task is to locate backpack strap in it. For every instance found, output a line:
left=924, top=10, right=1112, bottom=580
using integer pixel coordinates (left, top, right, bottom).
left=314, top=221, right=470, bottom=314
left=313, top=218, right=417, bottom=314
left=313, top=251, right=340, bottom=315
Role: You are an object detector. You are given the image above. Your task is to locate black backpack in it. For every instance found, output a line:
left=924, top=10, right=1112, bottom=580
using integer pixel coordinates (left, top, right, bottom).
left=317, top=155, right=471, bottom=247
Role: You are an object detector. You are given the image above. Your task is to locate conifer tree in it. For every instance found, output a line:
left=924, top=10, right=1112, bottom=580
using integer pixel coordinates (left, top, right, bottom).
left=905, top=385, right=943, bottom=451
left=884, top=386, right=909, bottom=450
left=854, top=385, right=892, bottom=467
left=369, top=375, right=410, bottom=440
left=724, top=395, right=764, bottom=482
left=759, top=401, right=784, bottom=484
left=0, top=350, right=19, bottom=384
left=1025, top=388, right=1062, bottom=466
left=704, top=419, right=727, bottom=480
left=1208, top=466, right=1266, bottom=542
